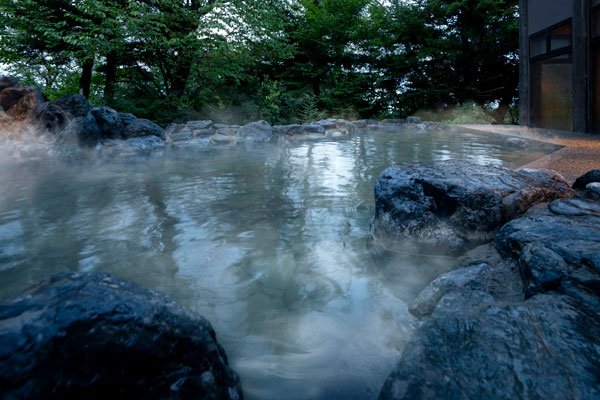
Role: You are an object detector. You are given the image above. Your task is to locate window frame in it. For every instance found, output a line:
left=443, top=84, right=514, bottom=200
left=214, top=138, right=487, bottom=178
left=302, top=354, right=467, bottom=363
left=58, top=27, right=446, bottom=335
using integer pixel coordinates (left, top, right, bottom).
left=529, top=18, right=573, bottom=63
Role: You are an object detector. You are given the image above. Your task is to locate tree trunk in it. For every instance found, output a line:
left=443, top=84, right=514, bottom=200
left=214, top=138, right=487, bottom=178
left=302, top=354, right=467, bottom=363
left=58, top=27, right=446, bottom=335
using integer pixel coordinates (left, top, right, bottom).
left=493, top=78, right=519, bottom=125
left=170, top=59, right=192, bottom=99
left=79, top=58, right=94, bottom=99
left=104, top=52, right=117, bottom=106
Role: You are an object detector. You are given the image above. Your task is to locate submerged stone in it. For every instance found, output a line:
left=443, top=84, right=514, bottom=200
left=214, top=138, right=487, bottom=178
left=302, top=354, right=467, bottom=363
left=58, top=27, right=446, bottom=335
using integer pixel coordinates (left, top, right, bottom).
left=0, top=272, right=243, bottom=399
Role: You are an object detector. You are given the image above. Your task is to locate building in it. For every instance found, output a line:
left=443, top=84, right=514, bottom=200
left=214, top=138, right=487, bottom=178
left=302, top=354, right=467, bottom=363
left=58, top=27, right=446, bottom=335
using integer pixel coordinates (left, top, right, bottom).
left=520, top=0, right=600, bottom=133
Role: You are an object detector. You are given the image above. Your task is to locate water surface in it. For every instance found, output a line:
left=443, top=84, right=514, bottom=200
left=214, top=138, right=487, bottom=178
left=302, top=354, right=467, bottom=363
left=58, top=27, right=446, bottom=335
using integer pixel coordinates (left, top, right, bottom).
left=0, top=128, right=558, bottom=399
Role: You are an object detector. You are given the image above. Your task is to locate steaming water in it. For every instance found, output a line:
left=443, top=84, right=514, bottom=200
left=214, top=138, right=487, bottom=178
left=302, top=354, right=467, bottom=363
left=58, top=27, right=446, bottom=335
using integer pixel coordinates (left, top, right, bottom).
left=0, top=128, right=558, bottom=399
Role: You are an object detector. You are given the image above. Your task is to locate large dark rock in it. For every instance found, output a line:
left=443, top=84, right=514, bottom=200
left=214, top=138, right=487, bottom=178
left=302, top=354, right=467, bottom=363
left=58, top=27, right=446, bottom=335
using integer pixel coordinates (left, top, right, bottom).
left=0, top=272, right=243, bottom=400
left=102, top=135, right=166, bottom=156
left=59, top=116, right=102, bottom=147
left=380, top=202, right=600, bottom=399
left=573, top=169, right=600, bottom=189
left=379, top=293, right=600, bottom=400
left=370, top=161, right=574, bottom=256
left=0, top=76, right=19, bottom=91
left=236, top=120, right=274, bottom=143
left=119, top=113, right=137, bottom=127
left=275, top=124, right=326, bottom=136
left=88, top=106, right=123, bottom=139
left=122, top=118, right=165, bottom=139
left=34, top=102, right=68, bottom=133
left=496, top=200, right=600, bottom=297
left=52, top=94, right=91, bottom=118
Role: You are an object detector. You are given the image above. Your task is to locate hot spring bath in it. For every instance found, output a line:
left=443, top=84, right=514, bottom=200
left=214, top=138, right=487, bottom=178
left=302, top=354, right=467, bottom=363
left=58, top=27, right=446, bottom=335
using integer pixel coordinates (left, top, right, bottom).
left=0, top=128, right=559, bottom=399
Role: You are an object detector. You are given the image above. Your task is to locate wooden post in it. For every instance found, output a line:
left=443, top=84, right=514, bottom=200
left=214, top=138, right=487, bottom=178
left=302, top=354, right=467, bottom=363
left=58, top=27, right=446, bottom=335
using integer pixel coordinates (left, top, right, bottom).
left=573, top=0, right=590, bottom=132
left=519, top=0, right=530, bottom=127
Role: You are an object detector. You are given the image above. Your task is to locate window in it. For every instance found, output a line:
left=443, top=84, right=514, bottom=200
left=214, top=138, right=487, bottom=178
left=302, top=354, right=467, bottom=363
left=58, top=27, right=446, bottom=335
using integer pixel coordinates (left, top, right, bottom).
left=529, top=20, right=573, bottom=131
left=529, top=21, right=572, bottom=60
left=550, top=24, right=572, bottom=51
left=530, top=34, right=546, bottom=57
left=531, top=56, right=573, bottom=131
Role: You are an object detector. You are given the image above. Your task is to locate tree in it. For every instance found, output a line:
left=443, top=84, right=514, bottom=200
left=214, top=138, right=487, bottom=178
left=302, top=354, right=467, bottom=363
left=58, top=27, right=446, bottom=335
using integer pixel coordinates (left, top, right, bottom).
left=368, top=0, right=519, bottom=121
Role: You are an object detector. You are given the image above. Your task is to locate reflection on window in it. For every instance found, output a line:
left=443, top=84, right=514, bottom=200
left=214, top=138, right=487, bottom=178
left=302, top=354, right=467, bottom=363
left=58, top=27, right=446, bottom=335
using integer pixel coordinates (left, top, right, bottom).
left=530, top=34, right=546, bottom=57
left=550, top=23, right=572, bottom=51
left=531, top=56, right=573, bottom=131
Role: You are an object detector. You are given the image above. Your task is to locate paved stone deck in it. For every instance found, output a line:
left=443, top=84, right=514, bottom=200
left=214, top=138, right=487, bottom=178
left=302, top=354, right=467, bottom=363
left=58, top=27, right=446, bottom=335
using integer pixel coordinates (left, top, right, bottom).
left=457, top=124, right=600, bottom=184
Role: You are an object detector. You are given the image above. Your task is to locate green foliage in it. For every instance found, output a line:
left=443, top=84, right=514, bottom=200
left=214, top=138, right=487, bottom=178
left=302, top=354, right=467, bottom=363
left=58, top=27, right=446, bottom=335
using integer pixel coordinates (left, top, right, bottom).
left=0, top=0, right=520, bottom=125
left=298, top=93, right=326, bottom=123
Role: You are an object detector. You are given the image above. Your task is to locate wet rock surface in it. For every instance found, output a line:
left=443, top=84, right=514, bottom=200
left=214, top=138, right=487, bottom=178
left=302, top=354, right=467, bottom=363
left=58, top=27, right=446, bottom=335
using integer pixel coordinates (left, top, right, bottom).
left=370, top=161, right=574, bottom=256
left=380, top=195, right=600, bottom=400
left=122, top=118, right=165, bottom=139
left=236, top=120, right=274, bottom=143
left=52, top=94, right=91, bottom=118
left=573, top=169, right=600, bottom=189
left=0, top=272, right=243, bottom=400
left=89, top=106, right=124, bottom=139
left=60, top=116, right=102, bottom=147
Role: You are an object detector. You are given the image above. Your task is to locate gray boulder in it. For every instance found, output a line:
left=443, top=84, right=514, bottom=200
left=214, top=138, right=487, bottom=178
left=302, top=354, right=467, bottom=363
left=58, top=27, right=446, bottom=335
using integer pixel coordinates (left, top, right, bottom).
left=237, top=120, right=274, bottom=143
left=166, top=123, right=195, bottom=141
left=405, top=116, right=422, bottom=124
left=370, top=161, right=575, bottom=257
left=408, top=263, right=489, bottom=317
left=187, top=120, right=213, bottom=130
left=52, top=94, right=90, bottom=118
left=119, top=113, right=137, bottom=127
left=548, top=197, right=600, bottom=217
left=0, top=272, right=242, bottom=399
left=216, top=126, right=240, bottom=136
left=276, top=124, right=325, bottom=136
left=379, top=292, right=600, bottom=400
left=102, top=136, right=166, bottom=156
left=380, top=119, right=405, bottom=126
left=88, top=106, right=123, bottom=139
left=59, top=116, right=102, bottom=147
left=495, top=202, right=600, bottom=297
left=210, top=134, right=235, bottom=145
left=573, top=169, right=600, bottom=189
left=122, top=118, right=165, bottom=140
left=588, top=182, right=600, bottom=196
left=34, top=102, right=68, bottom=133
left=316, top=120, right=337, bottom=130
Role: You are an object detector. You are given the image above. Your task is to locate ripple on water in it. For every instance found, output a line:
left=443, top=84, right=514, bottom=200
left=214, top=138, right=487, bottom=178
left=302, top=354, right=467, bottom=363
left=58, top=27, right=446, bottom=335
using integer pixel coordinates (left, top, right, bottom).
left=0, top=129, right=561, bottom=399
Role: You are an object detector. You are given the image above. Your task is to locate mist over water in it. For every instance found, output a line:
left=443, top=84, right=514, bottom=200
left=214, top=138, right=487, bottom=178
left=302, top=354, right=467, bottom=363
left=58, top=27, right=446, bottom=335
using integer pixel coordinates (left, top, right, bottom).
left=0, top=128, right=558, bottom=399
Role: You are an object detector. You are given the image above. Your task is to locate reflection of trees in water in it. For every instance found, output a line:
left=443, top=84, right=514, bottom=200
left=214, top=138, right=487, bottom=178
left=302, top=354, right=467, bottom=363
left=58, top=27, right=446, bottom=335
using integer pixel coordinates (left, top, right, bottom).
left=0, top=157, right=197, bottom=303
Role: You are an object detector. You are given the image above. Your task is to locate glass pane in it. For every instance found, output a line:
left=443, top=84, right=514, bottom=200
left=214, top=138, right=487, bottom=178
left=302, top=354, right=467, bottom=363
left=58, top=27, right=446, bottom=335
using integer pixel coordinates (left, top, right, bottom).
left=531, top=56, right=573, bottom=131
left=550, top=23, right=572, bottom=51
left=593, top=9, right=600, bottom=38
left=530, top=34, right=546, bottom=57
